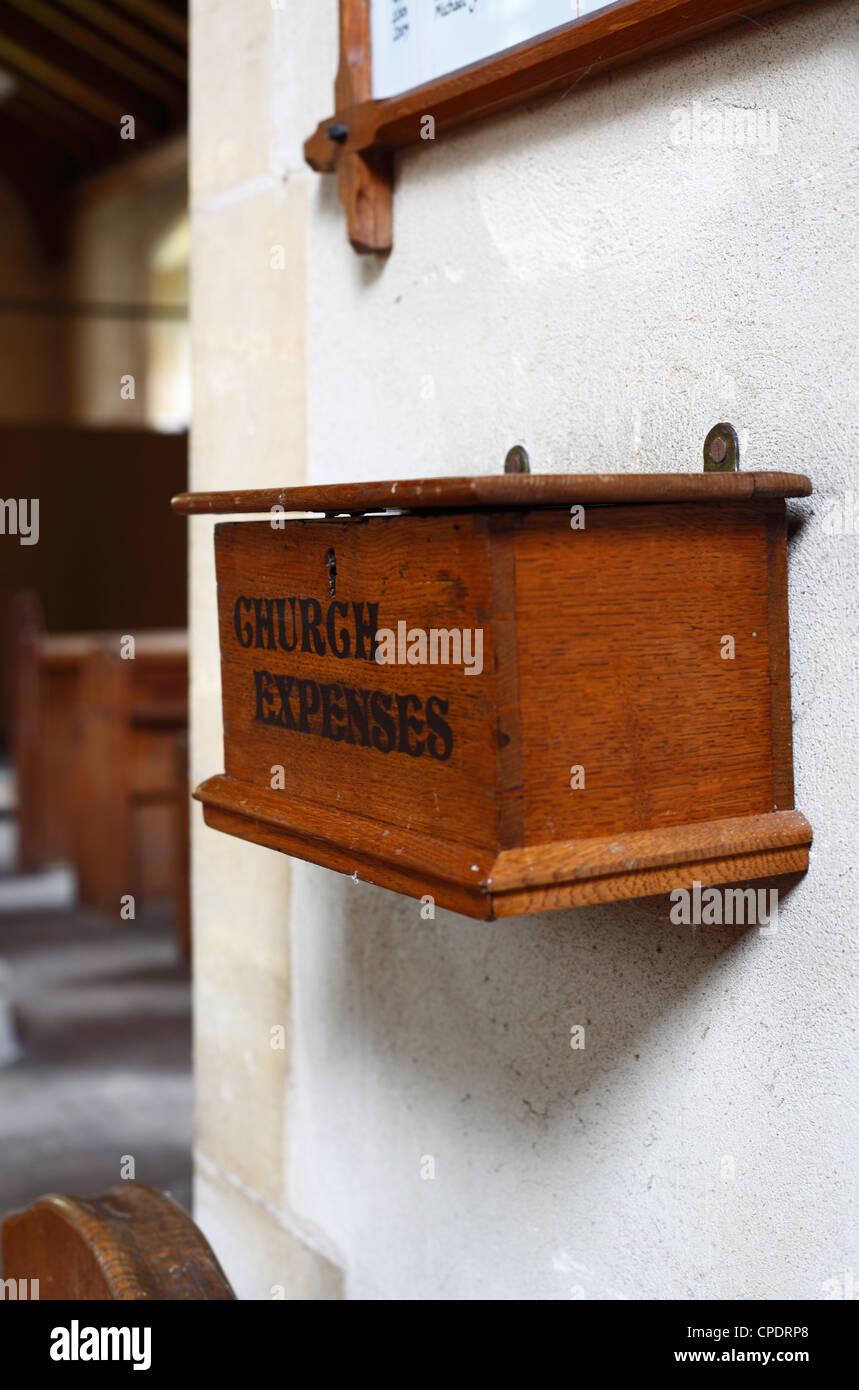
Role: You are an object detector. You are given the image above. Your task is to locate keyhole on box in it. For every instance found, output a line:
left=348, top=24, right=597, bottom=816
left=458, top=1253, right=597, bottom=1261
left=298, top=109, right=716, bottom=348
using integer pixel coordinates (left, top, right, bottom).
left=325, top=547, right=337, bottom=597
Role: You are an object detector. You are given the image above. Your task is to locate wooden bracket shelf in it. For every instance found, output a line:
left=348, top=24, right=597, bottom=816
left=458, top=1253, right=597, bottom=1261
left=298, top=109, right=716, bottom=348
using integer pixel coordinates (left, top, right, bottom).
left=197, top=776, right=811, bottom=919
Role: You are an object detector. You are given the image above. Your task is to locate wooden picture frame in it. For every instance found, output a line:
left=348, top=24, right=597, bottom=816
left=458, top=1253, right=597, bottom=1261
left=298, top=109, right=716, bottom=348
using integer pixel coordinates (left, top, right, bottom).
left=305, top=0, right=800, bottom=252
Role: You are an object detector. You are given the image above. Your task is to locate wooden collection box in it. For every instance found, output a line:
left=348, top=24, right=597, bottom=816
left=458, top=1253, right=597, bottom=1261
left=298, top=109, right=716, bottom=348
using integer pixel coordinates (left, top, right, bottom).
left=173, top=472, right=812, bottom=919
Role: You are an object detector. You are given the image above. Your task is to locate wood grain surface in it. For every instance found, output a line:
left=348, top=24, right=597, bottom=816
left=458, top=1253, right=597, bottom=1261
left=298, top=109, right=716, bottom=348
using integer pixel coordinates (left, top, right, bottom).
left=196, top=776, right=810, bottom=919
left=7, top=597, right=189, bottom=922
left=2, top=1183, right=235, bottom=1300
left=333, top=0, right=393, bottom=252
left=513, top=502, right=783, bottom=842
left=9, top=594, right=189, bottom=893
left=71, top=645, right=188, bottom=913
left=173, top=470, right=812, bottom=516
left=215, top=514, right=499, bottom=849
left=193, top=487, right=811, bottom=919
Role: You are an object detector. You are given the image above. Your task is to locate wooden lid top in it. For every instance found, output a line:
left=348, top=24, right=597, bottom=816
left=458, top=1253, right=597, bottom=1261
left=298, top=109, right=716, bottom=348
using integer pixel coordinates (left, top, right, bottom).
left=172, top=472, right=811, bottom=516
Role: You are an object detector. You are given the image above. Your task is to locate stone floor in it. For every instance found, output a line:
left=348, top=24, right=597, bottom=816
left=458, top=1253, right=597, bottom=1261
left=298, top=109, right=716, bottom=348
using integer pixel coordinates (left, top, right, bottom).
left=0, top=897, right=192, bottom=1267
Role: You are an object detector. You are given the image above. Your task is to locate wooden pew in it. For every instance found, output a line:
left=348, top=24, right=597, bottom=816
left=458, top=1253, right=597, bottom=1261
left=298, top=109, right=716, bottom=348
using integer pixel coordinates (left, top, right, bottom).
left=8, top=595, right=189, bottom=931
left=2, top=1183, right=235, bottom=1300
left=72, top=639, right=190, bottom=923
left=10, top=593, right=101, bottom=872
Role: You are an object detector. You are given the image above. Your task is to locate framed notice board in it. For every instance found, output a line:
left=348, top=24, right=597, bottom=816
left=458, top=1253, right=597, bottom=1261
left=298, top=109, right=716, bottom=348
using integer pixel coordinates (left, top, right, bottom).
left=305, top=0, right=800, bottom=252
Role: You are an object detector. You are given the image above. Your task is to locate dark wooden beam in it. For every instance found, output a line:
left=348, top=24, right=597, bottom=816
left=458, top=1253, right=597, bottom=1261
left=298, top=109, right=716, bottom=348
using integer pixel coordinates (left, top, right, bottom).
left=0, top=11, right=168, bottom=134
left=53, top=0, right=187, bottom=80
left=111, top=0, right=187, bottom=47
left=5, top=93, right=97, bottom=155
left=0, top=34, right=120, bottom=124
left=6, top=0, right=185, bottom=113
left=4, top=73, right=109, bottom=145
left=0, top=112, right=75, bottom=259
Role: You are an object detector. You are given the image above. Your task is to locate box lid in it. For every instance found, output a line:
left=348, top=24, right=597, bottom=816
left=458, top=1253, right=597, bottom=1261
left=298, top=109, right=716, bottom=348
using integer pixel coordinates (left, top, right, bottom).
left=172, top=471, right=811, bottom=517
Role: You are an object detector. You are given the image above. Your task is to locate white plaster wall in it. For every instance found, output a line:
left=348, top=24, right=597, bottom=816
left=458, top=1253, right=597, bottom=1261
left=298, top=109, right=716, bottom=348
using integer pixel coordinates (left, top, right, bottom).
left=193, top=0, right=858, bottom=1299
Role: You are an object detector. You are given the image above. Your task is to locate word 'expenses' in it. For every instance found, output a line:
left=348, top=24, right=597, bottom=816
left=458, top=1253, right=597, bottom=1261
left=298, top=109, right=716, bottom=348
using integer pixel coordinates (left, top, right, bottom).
left=234, top=595, right=456, bottom=761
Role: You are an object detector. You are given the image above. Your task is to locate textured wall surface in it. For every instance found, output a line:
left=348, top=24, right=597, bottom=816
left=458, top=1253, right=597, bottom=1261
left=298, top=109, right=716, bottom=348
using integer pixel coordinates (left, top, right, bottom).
left=191, top=0, right=858, bottom=1299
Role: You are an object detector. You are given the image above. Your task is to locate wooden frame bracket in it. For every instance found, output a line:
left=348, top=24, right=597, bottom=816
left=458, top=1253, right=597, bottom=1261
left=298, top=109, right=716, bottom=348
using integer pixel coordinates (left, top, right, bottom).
left=330, top=0, right=393, bottom=253
left=306, top=0, right=805, bottom=253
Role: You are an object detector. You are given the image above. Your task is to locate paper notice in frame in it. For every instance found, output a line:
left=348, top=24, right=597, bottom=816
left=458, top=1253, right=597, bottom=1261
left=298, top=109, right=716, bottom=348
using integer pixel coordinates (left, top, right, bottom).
left=370, top=0, right=608, bottom=100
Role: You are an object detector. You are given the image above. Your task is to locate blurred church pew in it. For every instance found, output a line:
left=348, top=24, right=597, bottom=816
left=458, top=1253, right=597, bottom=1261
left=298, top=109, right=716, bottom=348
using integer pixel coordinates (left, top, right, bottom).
left=71, top=636, right=189, bottom=927
left=11, top=591, right=103, bottom=873
left=0, top=424, right=187, bottom=750
left=9, top=594, right=190, bottom=946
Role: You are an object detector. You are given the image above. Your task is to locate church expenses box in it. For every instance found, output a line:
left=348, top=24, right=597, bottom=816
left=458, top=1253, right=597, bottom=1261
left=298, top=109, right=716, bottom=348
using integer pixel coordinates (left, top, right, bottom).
left=173, top=472, right=812, bottom=919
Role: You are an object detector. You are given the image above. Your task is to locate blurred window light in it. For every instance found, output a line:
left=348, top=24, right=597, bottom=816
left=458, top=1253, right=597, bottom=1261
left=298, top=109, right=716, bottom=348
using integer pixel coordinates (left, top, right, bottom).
left=146, top=213, right=190, bottom=433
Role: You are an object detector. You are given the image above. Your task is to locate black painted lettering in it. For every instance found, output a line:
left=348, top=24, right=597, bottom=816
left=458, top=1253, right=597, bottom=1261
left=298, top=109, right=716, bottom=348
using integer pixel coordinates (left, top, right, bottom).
left=235, top=597, right=254, bottom=648
left=273, top=673, right=297, bottom=729
left=353, top=601, right=379, bottom=661
left=396, top=693, right=425, bottom=758
left=253, top=669, right=279, bottom=723
left=320, top=682, right=346, bottom=741
left=344, top=686, right=371, bottom=747
left=425, top=695, right=454, bottom=761
left=275, top=597, right=299, bottom=651
left=326, top=600, right=351, bottom=659
left=296, top=677, right=321, bottom=731
left=370, top=689, right=396, bottom=753
left=253, top=597, right=277, bottom=650
left=299, top=598, right=325, bottom=655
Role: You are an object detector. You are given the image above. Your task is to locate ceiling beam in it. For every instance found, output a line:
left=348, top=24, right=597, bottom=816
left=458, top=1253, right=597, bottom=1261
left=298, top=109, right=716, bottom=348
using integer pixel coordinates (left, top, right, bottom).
left=0, top=10, right=170, bottom=134
left=5, top=0, right=185, bottom=112
left=0, top=111, right=76, bottom=180
left=0, top=112, right=75, bottom=259
left=0, top=34, right=123, bottom=124
left=110, top=0, right=187, bottom=47
left=53, top=0, right=187, bottom=80
left=5, top=72, right=109, bottom=144
left=5, top=94, right=98, bottom=155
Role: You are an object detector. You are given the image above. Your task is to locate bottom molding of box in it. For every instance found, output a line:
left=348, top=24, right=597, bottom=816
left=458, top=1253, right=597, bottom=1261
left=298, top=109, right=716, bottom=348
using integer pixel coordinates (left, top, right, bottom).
left=195, top=775, right=812, bottom=921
